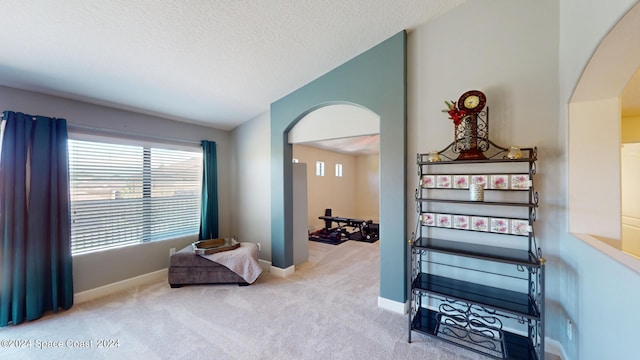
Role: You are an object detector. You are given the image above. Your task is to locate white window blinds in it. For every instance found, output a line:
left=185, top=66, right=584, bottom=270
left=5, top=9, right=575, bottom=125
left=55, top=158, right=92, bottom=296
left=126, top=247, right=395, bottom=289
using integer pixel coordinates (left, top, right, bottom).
left=68, top=139, right=202, bottom=254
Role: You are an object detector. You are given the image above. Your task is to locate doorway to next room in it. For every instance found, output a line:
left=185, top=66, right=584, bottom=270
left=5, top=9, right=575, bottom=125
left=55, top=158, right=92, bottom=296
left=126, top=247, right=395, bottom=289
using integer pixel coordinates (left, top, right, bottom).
left=288, top=104, right=381, bottom=266
left=294, top=136, right=380, bottom=247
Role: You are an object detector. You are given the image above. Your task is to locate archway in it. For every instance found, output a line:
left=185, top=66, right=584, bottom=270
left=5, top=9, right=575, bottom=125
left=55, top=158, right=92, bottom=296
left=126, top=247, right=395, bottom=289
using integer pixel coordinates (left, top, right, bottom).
left=289, top=103, right=380, bottom=264
left=270, top=31, right=407, bottom=310
left=568, top=2, right=640, bottom=269
left=288, top=103, right=380, bottom=144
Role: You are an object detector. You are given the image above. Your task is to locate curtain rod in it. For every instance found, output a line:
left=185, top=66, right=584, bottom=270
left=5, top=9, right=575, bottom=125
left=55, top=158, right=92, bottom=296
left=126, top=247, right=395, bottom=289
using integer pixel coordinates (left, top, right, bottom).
left=66, top=122, right=202, bottom=145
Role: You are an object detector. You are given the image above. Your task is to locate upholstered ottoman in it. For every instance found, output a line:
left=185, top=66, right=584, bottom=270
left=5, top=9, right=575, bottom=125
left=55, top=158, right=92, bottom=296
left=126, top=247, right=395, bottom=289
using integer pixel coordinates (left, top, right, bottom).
left=168, top=245, right=248, bottom=287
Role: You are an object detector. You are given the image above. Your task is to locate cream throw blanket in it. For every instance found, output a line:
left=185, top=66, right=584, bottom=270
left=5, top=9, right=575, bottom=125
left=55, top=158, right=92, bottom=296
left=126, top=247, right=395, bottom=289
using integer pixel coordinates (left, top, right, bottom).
left=198, top=242, right=262, bottom=283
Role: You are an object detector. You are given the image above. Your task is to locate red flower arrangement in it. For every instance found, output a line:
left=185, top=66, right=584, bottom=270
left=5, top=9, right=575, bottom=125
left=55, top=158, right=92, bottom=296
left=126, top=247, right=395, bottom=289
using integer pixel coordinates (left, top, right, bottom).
left=442, top=100, right=468, bottom=126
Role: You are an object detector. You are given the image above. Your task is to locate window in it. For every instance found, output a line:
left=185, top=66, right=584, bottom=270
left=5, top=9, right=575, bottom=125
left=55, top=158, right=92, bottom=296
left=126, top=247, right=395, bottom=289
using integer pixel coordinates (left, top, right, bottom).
left=68, top=138, right=202, bottom=254
left=316, top=161, right=325, bottom=176
left=335, top=163, right=343, bottom=177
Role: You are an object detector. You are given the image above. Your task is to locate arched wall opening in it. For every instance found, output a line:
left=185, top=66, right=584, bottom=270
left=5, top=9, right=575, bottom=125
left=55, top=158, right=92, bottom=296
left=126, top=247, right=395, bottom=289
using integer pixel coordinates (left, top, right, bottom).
left=288, top=103, right=381, bottom=264
left=568, top=2, right=640, bottom=271
left=270, top=31, right=407, bottom=309
left=288, top=103, right=380, bottom=144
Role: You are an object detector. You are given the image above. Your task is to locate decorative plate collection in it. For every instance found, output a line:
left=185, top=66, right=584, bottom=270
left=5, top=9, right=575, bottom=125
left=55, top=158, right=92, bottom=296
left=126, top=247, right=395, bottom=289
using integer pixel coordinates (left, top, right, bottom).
left=421, top=213, right=530, bottom=236
left=422, top=174, right=531, bottom=190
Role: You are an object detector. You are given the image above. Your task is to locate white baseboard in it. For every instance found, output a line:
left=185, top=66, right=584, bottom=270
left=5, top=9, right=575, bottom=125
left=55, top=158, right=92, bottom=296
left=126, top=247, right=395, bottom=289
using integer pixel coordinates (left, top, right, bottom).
left=74, top=268, right=167, bottom=305
left=258, top=259, right=272, bottom=272
left=270, top=264, right=295, bottom=277
left=377, top=296, right=408, bottom=314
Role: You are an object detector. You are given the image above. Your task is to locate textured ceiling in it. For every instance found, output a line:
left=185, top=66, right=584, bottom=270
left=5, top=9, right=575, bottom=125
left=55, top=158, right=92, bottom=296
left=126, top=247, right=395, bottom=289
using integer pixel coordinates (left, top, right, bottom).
left=0, top=0, right=464, bottom=130
left=301, top=134, right=380, bottom=156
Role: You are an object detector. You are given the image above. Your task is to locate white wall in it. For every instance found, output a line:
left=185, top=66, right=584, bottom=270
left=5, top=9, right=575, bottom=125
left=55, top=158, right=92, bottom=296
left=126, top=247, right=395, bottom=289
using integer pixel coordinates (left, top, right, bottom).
left=621, top=143, right=640, bottom=256
left=568, top=98, right=621, bottom=240
left=621, top=116, right=640, bottom=256
left=292, top=144, right=357, bottom=231
left=0, top=85, right=233, bottom=292
left=355, top=154, right=380, bottom=222
left=230, top=110, right=272, bottom=261
left=622, top=115, right=640, bottom=143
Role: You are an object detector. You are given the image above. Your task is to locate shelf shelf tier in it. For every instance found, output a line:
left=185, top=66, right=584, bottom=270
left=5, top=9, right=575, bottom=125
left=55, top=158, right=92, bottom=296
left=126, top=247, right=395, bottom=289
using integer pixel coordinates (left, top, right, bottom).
left=412, top=273, right=540, bottom=320
left=417, top=143, right=537, bottom=164
left=417, top=198, right=538, bottom=208
left=413, top=237, right=542, bottom=267
left=411, top=307, right=541, bottom=360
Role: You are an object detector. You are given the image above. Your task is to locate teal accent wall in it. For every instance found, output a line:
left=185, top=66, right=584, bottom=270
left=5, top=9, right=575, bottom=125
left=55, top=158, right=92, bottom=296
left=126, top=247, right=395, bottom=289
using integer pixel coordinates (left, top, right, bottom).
left=270, top=31, right=407, bottom=302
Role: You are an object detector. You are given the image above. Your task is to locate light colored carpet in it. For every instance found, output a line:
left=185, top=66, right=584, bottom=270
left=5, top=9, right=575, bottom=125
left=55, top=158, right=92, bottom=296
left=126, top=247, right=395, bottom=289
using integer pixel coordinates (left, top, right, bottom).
left=0, top=241, right=558, bottom=360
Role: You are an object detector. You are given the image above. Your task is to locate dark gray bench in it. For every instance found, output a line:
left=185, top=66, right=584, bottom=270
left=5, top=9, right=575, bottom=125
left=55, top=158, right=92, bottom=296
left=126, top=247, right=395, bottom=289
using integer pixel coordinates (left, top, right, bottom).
left=168, top=245, right=248, bottom=287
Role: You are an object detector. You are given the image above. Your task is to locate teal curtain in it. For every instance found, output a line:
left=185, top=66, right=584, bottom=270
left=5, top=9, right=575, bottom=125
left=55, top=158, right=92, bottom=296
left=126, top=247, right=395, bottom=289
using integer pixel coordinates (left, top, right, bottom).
left=0, top=111, right=73, bottom=327
left=199, top=140, right=218, bottom=239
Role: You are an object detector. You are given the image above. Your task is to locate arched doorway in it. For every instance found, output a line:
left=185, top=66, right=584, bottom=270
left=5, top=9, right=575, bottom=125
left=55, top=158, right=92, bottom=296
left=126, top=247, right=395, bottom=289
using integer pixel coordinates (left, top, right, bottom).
left=288, top=103, right=380, bottom=144
left=288, top=103, right=380, bottom=264
left=568, top=2, right=640, bottom=268
left=270, top=31, right=408, bottom=310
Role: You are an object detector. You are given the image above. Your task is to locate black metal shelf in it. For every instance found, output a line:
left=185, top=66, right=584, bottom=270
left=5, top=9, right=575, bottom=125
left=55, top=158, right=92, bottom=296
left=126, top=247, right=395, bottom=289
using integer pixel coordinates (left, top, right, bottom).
left=416, top=143, right=537, bottom=164
left=410, top=145, right=543, bottom=359
left=416, top=198, right=537, bottom=208
left=411, top=307, right=539, bottom=360
left=412, top=273, right=540, bottom=319
left=418, top=157, right=535, bottom=166
left=413, top=237, right=541, bottom=267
